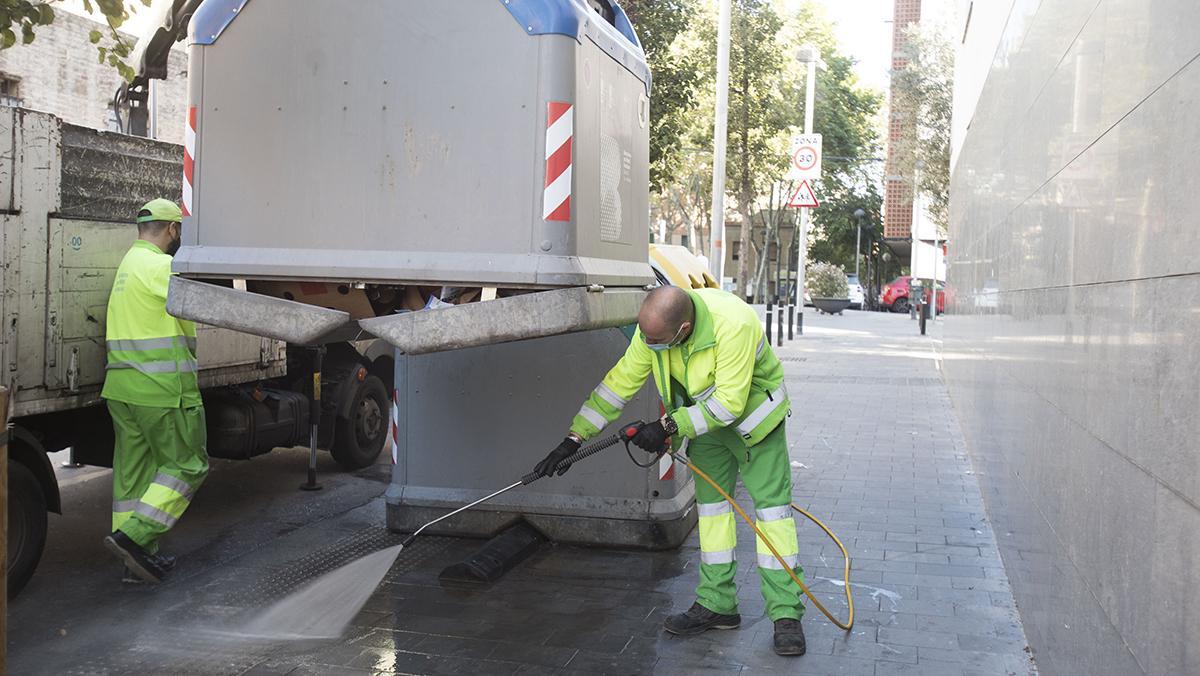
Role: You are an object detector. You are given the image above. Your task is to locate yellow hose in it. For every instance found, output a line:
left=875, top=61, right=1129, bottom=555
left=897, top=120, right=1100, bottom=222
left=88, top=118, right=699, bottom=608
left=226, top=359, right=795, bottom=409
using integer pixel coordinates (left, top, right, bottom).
left=676, top=455, right=855, bottom=631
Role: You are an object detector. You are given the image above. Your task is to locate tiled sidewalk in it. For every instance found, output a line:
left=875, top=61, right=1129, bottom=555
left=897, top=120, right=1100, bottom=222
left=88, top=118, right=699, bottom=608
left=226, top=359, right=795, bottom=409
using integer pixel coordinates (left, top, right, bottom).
left=285, top=311, right=1036, bottom=675
left=9, top=311, right=1036, bottom=675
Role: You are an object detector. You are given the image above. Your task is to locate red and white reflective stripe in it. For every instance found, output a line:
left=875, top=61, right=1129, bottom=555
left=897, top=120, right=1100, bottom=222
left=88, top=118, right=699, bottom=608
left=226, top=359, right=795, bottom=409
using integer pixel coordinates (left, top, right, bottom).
left=543, top=101, right=573, bottom=222
left=389, top=388, right=400, bottom=465
left=182, top=106, right=197, bottom=216
left=657, top=402, right=678, bottom=480
left=659, top=452, right=675, bottom=481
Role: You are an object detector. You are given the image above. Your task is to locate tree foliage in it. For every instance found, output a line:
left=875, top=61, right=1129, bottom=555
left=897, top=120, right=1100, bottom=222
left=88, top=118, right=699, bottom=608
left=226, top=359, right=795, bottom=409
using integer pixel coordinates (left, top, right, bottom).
left=652, top=0, right=883, bottom=300
left=621, top=0, right=703, bottom=193
left=0, top=1, right=151, bottom=81
left=890, top=20, right=953, bottom=233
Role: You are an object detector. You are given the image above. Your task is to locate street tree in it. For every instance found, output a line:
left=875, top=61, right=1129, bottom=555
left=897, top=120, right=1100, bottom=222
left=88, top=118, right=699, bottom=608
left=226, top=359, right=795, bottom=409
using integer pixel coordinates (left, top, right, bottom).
left=621, top=0, right=704, bottom=194
left=0, top=0, right=151, bottom=81
left=778, top=2, right=884, bottom=277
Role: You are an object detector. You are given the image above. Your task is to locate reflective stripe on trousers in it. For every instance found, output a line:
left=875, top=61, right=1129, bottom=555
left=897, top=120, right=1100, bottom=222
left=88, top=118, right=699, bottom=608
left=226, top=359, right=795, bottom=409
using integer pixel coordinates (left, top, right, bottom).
left=755, top=504, right=800, bottom=570
left=119, top=472, right=199, bottom=530
left=112, top=499, right=139, bottom=531
left=698, top=501, right=736, bottom=565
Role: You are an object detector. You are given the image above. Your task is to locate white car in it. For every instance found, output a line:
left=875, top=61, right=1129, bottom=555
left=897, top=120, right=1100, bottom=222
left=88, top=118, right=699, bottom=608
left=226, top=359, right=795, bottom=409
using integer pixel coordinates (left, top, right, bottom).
left=846, top=274, right=865, bottom=310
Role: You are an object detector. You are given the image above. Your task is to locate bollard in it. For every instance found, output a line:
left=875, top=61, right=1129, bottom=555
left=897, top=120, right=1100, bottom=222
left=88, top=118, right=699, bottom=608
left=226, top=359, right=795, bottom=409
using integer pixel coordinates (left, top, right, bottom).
left=775, top=297, right=783, bottom=347
left=300, top=346, right=325, bottom=491
left=798, top=310, right=804, bottom=336
left=787, top=303, right=794, bottom=340
left=765, top=301, right=773, bottom=346
left=60, top=446, right=83, bottom=469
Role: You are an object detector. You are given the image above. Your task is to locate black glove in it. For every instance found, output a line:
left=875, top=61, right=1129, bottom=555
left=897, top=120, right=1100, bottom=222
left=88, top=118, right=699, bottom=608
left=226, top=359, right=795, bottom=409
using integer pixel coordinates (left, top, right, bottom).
left=534, top=437, right=581, bottom=477
left=630, top=420, right=670, bottom=454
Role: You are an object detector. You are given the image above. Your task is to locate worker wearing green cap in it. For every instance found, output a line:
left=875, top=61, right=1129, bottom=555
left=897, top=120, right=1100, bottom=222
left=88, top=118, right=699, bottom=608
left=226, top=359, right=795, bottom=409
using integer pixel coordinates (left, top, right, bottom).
left=100, top=198, right=208, bottom=584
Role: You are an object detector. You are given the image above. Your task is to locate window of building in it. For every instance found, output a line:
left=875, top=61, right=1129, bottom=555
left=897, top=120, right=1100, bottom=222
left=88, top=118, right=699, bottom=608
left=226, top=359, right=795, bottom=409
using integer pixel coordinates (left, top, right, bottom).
left=0, top=74, right=22, bottom=108
left=731, top=241, right=741, bottom=261
left=105, top=104, right=121, bottom=133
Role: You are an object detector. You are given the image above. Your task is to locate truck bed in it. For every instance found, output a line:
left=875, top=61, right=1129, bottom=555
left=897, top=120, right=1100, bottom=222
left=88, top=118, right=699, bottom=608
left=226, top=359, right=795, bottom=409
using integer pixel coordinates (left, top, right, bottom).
left=0, top=108, right=285, bottom=419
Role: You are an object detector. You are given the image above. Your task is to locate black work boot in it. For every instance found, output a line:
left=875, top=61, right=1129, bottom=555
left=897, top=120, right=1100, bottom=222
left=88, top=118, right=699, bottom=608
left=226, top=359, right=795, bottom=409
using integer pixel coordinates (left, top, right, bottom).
left=152, top=553, right=178, bottom=571
left=664, top=602, right=741, bottom=636
left=773, top=618, right=806, bottom=656
left=123, top=553, right=177, bottom=583
left=104, top=532, right=165, bottom=584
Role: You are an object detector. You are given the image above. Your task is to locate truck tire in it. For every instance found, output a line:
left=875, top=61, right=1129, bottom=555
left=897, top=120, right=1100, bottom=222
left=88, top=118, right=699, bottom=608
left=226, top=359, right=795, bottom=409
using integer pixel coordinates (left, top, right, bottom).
left=8, top=460, right=48, bottom=599
left=331, top=374, right=388, bottom=470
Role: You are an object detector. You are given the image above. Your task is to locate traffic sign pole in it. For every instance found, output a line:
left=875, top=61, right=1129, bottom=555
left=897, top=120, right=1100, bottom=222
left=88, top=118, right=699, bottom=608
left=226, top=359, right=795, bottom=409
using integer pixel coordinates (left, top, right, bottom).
left=792, top=54, right=819, bottom=337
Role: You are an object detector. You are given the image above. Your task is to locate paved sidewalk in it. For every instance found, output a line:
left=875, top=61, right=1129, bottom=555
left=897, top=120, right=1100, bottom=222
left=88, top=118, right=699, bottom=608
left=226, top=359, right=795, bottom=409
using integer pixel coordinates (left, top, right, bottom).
left=9, top=310, right=1036, bottom=675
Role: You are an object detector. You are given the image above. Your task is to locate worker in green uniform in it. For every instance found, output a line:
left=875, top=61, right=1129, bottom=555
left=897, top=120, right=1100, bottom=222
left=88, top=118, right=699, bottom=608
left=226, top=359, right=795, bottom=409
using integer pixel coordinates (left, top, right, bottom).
left=533, top=285, right=806, bottom=656
left=101, top=198, right=208, bottom=584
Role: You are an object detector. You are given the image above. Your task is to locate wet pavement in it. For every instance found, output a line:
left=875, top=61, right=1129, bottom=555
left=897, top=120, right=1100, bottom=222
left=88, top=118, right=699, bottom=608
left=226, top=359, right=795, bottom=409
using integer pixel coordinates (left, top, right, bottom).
left=8, top=310, right=1036, bottom=675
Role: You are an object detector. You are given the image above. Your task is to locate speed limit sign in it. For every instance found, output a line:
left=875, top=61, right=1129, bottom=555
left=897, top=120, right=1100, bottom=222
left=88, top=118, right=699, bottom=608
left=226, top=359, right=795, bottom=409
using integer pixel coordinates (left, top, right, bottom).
left=786, top=134, right=822, bottom=181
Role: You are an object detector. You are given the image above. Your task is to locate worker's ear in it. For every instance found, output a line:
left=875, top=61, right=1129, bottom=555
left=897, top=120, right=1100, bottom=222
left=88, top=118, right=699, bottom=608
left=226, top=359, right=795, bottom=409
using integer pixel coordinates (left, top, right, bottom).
left=676, top=321, right=692, bottom=344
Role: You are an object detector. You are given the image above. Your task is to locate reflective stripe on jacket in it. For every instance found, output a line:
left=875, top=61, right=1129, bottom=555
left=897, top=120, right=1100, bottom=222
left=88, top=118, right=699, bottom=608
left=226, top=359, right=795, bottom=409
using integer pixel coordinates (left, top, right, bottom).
left=570, top=288, right=789, bottom=447
left=101, top=240, right=201, bottom=408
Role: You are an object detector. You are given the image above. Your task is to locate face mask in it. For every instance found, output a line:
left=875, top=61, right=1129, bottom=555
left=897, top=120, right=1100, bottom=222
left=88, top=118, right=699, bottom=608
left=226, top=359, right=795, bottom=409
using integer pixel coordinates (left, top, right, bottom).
left=646, top=323, right=686, bottom=352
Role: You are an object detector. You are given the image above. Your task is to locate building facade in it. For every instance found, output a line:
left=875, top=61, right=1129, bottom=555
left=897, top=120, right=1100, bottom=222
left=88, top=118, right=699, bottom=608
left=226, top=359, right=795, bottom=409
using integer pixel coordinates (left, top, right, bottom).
left=0, top=10, right=187, bottom=143
left=882, top=0, right=922, bottom=241
left=946, top=1, right=1200, bottom=674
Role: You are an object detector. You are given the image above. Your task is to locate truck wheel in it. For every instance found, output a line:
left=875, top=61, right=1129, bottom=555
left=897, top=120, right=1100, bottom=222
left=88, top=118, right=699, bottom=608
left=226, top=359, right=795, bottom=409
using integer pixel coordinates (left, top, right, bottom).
left=331, top=374, right=388, bottom=470
left=8, top=460, right=48, bottom=599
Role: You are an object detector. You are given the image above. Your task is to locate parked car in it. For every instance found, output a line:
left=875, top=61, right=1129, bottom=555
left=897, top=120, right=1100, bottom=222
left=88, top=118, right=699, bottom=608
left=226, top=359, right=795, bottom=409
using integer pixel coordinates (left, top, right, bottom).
left=846, top=274, right=865, bottom=310
left=881, top=276, right=946, bottom=314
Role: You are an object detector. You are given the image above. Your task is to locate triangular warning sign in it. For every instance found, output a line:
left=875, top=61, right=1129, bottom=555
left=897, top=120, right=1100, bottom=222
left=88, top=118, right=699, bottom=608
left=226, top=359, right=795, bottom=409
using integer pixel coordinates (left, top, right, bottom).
left=788, top=180, right=819, bottom=208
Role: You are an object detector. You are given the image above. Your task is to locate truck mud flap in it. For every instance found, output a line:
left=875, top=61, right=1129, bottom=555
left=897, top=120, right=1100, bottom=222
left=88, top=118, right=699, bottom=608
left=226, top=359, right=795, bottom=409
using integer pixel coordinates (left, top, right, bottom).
left=167, top=276, right=353, bottom=345
left=358, top=286, right=646, bottom=355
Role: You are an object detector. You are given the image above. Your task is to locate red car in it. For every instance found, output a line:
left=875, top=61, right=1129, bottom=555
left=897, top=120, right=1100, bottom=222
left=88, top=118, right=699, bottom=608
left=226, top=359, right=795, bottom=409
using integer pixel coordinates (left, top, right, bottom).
left=880, top=276, right=946, bottom=314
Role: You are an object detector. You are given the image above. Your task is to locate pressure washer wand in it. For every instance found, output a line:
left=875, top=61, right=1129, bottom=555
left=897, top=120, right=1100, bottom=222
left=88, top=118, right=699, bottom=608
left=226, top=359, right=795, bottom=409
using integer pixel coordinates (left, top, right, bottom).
left=400, top=480, right=524, bottom=547
left=400, top=424, right=641, bottom=547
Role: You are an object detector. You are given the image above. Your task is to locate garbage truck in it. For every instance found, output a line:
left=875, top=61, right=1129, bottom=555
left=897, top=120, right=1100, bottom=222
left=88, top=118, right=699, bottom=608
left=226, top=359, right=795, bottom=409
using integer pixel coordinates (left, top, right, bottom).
left=1, top=108, right=394, bottom=598
left=165, top=0, right=699, bottom=549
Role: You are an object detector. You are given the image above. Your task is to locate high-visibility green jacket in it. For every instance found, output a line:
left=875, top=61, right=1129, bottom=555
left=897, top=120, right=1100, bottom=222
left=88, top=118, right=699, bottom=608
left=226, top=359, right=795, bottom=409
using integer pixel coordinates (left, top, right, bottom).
left=101, top=240, right=201, bottom=409
left=571, top=288, right=789, bottom=447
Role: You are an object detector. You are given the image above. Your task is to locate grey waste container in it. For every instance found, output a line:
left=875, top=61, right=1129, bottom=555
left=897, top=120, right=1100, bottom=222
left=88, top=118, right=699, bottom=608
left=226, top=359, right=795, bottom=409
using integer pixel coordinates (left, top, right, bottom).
left=176, top=0, right=652, bottom=291
left=386, top=328, right=696, bottom=549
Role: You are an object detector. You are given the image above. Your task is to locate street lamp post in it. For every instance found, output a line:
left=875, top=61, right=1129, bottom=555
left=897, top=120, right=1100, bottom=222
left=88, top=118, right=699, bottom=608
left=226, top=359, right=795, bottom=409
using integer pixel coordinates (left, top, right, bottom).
left=792, top=44, right=820, bottom=337
left=707, top=0, right=732, bottom=285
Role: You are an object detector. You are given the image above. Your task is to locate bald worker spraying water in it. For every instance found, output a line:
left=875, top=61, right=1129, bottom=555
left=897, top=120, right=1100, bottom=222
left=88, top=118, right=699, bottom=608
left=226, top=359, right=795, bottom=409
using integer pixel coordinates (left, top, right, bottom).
left=533, top=286, right=806, bottom=657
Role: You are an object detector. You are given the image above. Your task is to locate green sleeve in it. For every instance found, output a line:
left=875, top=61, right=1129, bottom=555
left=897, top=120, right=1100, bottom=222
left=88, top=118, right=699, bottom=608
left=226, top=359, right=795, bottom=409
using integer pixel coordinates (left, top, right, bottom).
left=570, top=329, right=653, bottom=439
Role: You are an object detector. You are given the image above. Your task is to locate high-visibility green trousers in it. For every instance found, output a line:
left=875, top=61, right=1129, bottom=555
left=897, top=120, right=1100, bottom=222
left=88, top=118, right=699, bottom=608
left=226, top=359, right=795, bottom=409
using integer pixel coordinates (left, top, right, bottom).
left=691, top=421, right=804, bottom=621
left=108, top=401, right=209, bottom=554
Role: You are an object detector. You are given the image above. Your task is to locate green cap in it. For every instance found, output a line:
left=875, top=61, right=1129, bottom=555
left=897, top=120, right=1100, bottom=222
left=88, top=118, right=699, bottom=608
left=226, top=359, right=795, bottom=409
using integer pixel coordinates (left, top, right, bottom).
left=136, top=198, right=183, bottom=224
